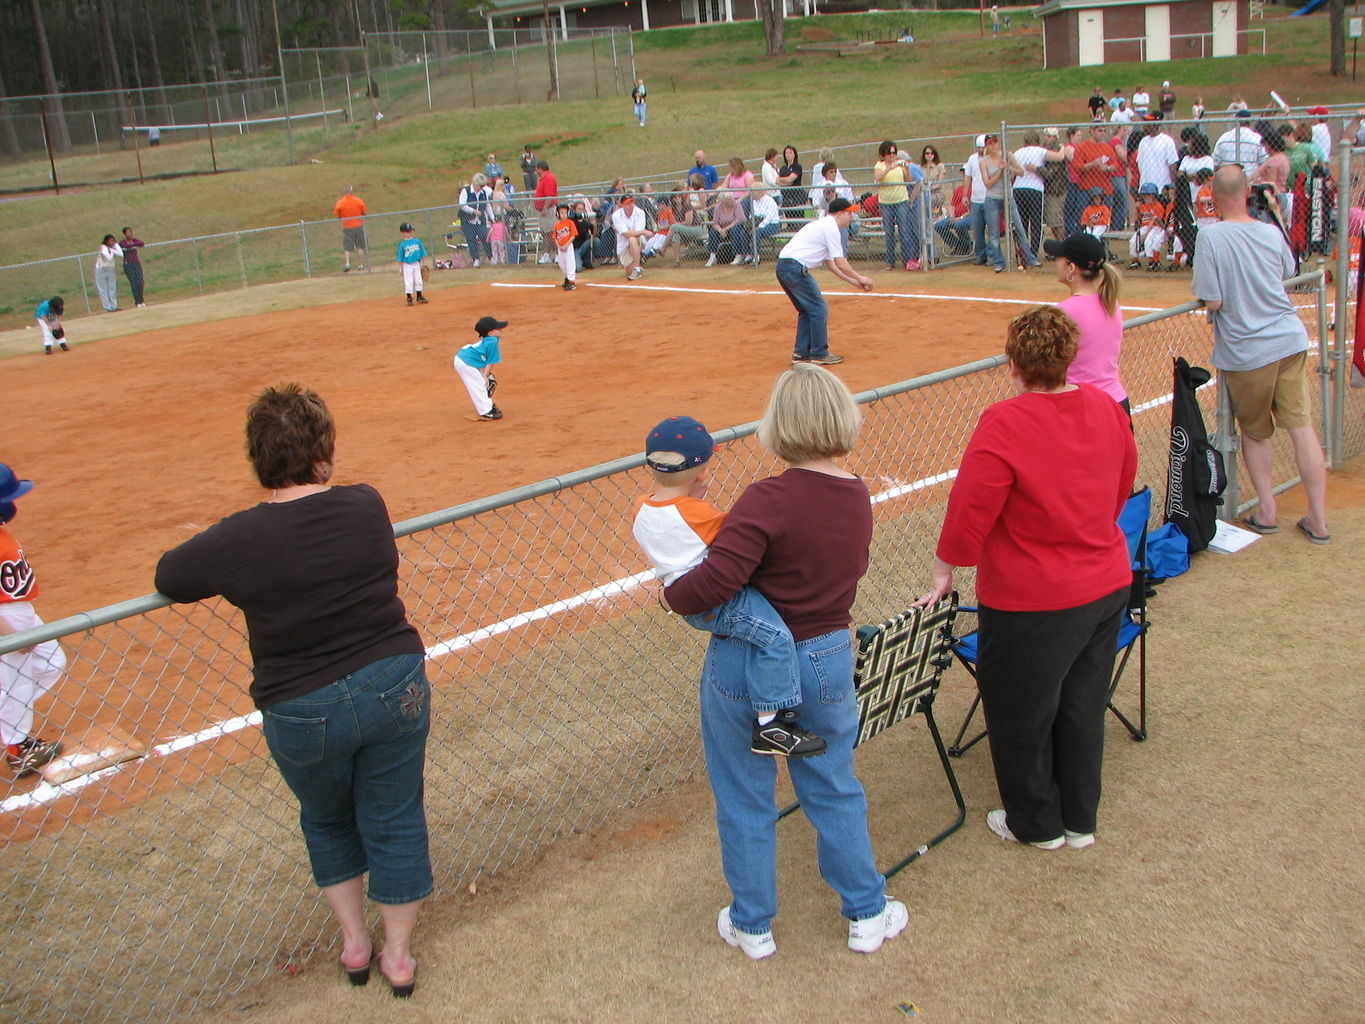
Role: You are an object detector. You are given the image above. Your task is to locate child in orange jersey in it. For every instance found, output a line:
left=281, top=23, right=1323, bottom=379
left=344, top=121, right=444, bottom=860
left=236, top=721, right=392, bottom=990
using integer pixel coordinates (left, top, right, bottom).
left=0, top=464, right=65, bottom=778
left=553, top=202, right=578, bottom=291
left=1129, top=183, right=1169, bottom=270
left=1081, top=188, right=1112, bottom=239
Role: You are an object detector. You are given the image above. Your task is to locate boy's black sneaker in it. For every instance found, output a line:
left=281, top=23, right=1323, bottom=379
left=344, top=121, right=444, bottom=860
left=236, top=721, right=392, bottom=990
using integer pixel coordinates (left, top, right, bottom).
left=406, top=295, right=414, bottom=306
left=480, top=405, right=503, bottom=421
left=751, top=711, right=827, bottom=759
left=416, top=294, right=429, bottom=304
left=7, top=737, right=61, bottom=778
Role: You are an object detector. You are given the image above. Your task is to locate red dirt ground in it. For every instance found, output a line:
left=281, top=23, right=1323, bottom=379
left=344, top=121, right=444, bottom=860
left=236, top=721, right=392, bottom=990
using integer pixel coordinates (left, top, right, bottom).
left=10, top=278, right=1029, bottom=620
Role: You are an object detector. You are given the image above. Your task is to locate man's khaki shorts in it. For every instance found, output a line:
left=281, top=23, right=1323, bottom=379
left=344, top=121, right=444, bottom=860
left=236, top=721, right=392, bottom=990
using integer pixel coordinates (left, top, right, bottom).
left=1224, top=350, right=1312, bottom=441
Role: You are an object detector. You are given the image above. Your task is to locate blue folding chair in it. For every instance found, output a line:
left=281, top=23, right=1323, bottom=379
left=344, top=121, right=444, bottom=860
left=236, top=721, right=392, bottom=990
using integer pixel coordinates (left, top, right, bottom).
left=946, top=487, right=1152, bottom=758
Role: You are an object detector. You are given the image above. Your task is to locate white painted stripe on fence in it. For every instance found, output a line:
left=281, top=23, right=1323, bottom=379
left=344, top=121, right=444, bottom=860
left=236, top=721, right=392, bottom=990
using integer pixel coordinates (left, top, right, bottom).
left=490, top=279, right=1164, bottom=312
left=424, top=570, right=658, bottom=659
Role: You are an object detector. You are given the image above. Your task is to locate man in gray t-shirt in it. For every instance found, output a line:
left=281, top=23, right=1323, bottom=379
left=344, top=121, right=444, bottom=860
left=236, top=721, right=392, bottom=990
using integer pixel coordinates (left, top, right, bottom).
left=1191, top=165, right=1329, bottom=543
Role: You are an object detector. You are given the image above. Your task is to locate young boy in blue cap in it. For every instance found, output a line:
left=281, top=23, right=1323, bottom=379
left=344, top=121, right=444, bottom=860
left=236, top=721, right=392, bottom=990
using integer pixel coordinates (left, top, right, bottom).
left=0, top=464, right=65, bottom=777
left=632, top=416, right=826, bottom=759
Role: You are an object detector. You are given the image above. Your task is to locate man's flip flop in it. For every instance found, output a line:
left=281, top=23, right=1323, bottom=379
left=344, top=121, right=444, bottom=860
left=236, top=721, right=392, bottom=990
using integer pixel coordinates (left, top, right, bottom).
left=1239, top=514, right=1278, bottom=535
left=1295, top=517, right=1330, bottom=545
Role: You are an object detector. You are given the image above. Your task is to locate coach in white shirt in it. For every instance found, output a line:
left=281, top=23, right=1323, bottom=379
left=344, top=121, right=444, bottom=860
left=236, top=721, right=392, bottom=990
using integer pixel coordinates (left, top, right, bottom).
left=964, top=135, right=990, bottom=264
left=1213, top=111, right=1265, bottom=175
left=775, top=198, right=873, bottom=365
left=1136, top=122, right=1180, bottom=190
left=611, top=192, right=651, bottom=281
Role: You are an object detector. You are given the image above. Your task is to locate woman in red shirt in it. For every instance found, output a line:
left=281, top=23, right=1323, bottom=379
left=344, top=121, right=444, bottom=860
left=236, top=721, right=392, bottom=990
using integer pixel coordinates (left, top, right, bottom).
left=665, top=365, right=907, bottom=959
left=918, top=306, right=1136, bottom=851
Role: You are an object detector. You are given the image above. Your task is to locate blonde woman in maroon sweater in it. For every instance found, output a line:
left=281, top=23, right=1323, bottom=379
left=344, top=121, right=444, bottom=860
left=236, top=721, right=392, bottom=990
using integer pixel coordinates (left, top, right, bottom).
left=664, top=364, right=907, bottom=960
left=917, top=306, right=1136, bottom=851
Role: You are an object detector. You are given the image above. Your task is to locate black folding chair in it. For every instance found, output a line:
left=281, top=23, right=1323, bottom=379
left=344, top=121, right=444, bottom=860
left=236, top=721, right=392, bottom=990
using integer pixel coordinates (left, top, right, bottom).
left=779, top=596, right=965, bottom=878
left=946, top=487, right=1153, bottom=758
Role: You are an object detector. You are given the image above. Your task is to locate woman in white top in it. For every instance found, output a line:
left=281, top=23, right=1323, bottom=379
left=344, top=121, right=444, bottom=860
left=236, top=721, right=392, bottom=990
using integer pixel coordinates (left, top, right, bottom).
left=1009, top=130, right=1051, bottom=258
left=94, top=234, right=123, bottom=312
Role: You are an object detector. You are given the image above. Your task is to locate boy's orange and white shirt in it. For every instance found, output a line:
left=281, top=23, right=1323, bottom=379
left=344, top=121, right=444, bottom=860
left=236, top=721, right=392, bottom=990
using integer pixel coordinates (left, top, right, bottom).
left=1135, top=198, right=1166, bottom=230
left=632, top=496, right=726, bottom=585
left=1082, top=203, right=1111, bottom=227
left=0, top=526, right=42, bottom=632
left=553, top=218, right=578, bottom=249
left=1194, top=185, right=1216, bottom=222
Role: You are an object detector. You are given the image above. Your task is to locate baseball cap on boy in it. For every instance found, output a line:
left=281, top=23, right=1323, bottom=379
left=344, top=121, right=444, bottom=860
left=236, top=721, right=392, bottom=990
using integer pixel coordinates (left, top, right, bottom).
left=644, top=416, right=714, bottom=472
left=475, top=316, right=508, bottom=335
left=399, top=222, right=414, bottom=232
left=827, top=197, right=860, bottom=215
left=1042, top=232, right=1107, bottom=273
left=0, top=464, right=34, bottom=504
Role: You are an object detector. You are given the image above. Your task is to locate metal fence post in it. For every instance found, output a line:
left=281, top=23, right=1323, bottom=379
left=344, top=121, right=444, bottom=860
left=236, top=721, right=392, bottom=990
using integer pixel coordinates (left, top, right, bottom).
left=1316, top=267, right=1335, bottom=467
left=192, top=237, right=203, bottom=295
left=236, top=233, right=248, bottom=288
left=76, top=254, right=92, bottom=314
left=300, top=221, right=311, bottom=279
left=1215, top=373, right=1242, bottom=518
left=1000, top=120, right=1016, bottom=270
left=1331, top=146, right=1353, bottom=467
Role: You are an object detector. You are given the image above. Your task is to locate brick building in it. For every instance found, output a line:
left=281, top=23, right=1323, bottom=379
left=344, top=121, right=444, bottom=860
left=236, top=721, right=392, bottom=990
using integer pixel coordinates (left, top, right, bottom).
left=1035, top=0, right=1250, bottom=67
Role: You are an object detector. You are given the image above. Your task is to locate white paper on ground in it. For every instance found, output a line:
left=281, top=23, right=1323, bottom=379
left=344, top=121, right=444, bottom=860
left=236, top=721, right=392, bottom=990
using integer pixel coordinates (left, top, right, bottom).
left=1207, top=520, right=1261, bottom=554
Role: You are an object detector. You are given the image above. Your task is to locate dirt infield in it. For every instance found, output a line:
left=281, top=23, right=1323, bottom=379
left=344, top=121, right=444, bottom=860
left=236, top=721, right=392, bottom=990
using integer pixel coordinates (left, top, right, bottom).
left=8, top=272, right=1085, bottom=619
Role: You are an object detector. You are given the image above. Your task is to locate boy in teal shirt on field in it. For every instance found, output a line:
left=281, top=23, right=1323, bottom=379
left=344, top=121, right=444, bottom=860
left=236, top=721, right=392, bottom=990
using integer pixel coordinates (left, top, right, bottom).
left=397, top=222, right=429, bottom=306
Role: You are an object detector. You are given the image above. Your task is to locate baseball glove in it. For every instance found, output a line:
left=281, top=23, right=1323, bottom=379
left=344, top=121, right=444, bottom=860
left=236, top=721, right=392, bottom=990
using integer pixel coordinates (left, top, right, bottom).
left=486, top=372, right=497, bottom=397
left=420, top=264, right=430, bottom=283
left=51, top=326, right=65, bottom=340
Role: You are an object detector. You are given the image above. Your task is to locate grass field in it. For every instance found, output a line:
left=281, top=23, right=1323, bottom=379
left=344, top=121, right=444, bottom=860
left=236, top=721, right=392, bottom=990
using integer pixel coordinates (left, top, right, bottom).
left=0, top=7, right=1348, bottom=273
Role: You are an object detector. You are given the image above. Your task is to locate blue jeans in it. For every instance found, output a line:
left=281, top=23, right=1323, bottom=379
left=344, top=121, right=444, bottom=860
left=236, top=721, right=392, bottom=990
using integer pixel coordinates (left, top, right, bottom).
left=1064, top=183, right=1086, bottom=236
left=700, top=628, right=887, bottom=934
left=969, top=202, right=987, bottom=263
left=751, top=222, right=782, bottom=258
left=1109, top=176, right=1129, bottom=230
left=684, top=586, right=797, bottom=713
left=881, top=200, right=913, bottom=266
left=935, top=213, right=972, bottom=254
left=634, top=100, right=646, bottom=125
left=261, top=652, right=432, bottom=905
left=460, top=220, right=489, bottom=262
left=774, top=258, right=829, bottom=359
left=983, top=196, right=1006, bottom=269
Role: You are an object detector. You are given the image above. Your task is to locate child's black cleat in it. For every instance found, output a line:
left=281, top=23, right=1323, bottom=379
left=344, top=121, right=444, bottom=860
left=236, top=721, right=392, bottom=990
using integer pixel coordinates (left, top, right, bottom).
left=751, top=710, right=827, bottom=758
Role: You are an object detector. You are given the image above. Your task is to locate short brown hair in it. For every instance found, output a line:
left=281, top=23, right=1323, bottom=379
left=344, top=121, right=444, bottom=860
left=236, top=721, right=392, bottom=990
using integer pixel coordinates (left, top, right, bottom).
left=245, top=383, right=335, bottom=489
left=1005, top=306, right=1078, bottom=390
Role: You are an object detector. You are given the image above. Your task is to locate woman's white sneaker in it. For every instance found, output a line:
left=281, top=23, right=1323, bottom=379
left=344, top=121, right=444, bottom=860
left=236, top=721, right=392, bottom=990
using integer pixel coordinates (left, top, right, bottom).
left=718, top=906, right=776, bottom=960
left=986, top=809, right=1065, bottom=849
left=1064, top=829, right=1095, bottom=849
left=847, top=898, right=908, bottom=954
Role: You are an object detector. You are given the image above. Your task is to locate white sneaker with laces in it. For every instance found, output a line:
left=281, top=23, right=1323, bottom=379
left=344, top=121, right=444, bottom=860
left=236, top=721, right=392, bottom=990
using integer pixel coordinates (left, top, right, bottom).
left=730, top=254, right=744, bottom=265
left=1064, top=829, right=1095, bottom=849
left=847, top=898, right=908, bottom=954
left=718, top=906, right=775, bottom=960
left=986, top=809, right=1065, bottom=850
left=538, top=253, right=552, bottom=264
left=705, top=254, right=718, bottom=267
left=628, top=266, right=643, bottom=280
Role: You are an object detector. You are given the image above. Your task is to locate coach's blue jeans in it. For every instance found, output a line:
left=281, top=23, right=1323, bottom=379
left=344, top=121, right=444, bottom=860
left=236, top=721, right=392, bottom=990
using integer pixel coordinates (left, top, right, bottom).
left=262, top=652, right=432, bottom=904
left=775, top=258, right=829, bottom=360
left=700, top=628, right=887, bottom=935
left=460, top=220, right=489, bottom=263
left=684, top=585, right=797, bottom=713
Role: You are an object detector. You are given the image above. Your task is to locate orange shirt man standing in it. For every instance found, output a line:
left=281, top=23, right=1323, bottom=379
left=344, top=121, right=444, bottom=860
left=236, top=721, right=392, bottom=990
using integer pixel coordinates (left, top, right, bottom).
left=334, top=185, right=369, bottom=272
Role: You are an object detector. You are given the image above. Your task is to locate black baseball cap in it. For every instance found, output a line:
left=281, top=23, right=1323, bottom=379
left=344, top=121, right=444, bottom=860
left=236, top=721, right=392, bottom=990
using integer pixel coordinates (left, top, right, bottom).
left=828, top=198, right=861, bottom=214
left=475, top=316, right=508, bottom=336
left=1042, top=232, right=1107, bottom=272
left=644, top=416, right=714, bottom=472
left=399, top=222, right=414, bottom=232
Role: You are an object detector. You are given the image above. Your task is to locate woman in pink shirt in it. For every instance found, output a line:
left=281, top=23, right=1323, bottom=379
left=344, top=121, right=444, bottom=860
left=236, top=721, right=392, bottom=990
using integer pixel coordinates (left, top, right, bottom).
left=1043, top=232, right=1129, bottom=414
left=723, top=156, right=755, bottom=200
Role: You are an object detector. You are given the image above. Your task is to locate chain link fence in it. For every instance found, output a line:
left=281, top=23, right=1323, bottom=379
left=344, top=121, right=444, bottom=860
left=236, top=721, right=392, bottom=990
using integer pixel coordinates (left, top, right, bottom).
left=1, top=270, right=1354, bottom=1024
